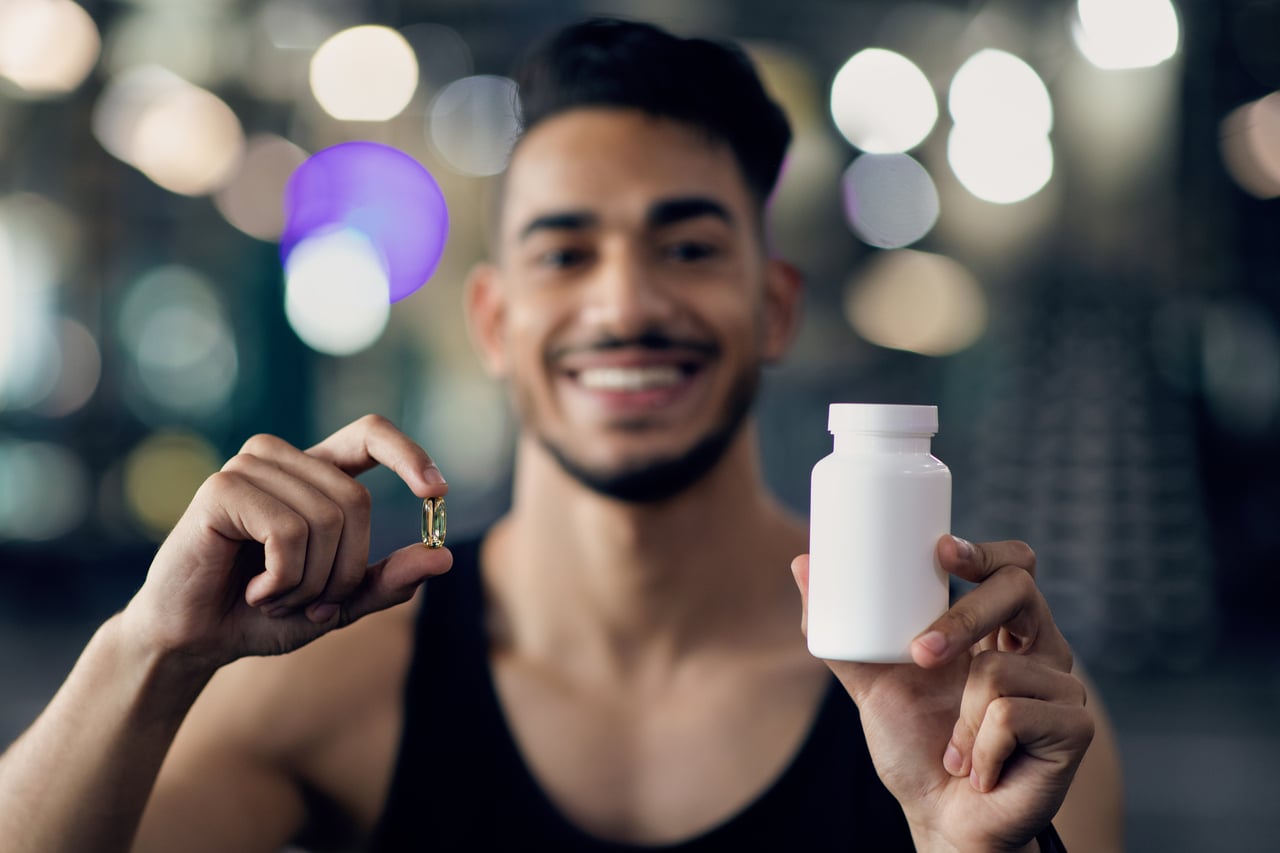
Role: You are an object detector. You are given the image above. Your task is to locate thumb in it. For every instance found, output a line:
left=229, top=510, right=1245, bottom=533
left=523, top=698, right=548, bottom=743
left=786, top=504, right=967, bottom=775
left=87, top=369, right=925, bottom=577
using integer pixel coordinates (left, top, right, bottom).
left=790, top=554, right=810, bottom=637
left=342, top=544, right=453, bottom=625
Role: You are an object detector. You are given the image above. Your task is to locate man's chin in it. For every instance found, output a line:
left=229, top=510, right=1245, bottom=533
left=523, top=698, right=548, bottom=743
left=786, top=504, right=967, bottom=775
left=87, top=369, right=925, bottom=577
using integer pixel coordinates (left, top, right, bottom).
left=540, top=429, right=738, bottom=504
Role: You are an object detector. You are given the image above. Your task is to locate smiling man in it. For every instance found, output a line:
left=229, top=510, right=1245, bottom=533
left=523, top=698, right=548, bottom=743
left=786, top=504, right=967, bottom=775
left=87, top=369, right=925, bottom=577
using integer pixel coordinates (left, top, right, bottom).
left=0, top=18, right=1122, bottom=853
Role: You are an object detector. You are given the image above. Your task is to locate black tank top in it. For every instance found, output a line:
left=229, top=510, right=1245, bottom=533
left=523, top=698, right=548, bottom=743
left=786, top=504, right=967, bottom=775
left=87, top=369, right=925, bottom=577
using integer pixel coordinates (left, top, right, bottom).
left=371, top=538, right=913, bottom=851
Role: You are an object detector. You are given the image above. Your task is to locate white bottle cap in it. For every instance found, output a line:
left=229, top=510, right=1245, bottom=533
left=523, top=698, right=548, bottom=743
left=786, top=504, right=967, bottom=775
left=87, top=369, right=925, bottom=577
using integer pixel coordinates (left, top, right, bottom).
left=828, top=403, right=938, bottom=435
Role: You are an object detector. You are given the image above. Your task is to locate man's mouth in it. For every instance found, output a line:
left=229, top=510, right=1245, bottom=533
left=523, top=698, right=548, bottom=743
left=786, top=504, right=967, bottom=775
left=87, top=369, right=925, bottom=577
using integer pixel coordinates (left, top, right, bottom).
left=574, top=364, right=687, bottom=392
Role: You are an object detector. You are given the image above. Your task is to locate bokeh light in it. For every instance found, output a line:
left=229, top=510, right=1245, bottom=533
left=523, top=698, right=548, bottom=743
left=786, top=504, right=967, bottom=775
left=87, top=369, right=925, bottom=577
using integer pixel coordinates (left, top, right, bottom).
left=427, top=75, right=522, bottom=176
left=949, top=49, right=1053, bottom=137
left=123, top=431, right=221, bottom=539
left=104, top=6, right=223, bottom=88
left=947, top=125, right=1054, bottom=205
left=35, top=318, right=101, bottom=417
left=0, top=195, right=61, bottom=412
left=841, top=153, right=940, bottom=249
left=259, top=0, right=344, bottom=50
left=309, top=25, right=418, bottom=121
left=829, top=48, right=937, bottom=153
left=92, top=66, right=245, bottom=196
left=1202, top=299, right=1280, bottom=435
left=947, top=50, right=1055, bottom=205
left=0, top=0, right=101, bottom=97
left=118, top=265, right=239, bottom=420
left=284, top=229, right=391, bottom=356
left=1220, top=92, right=1280, bottom=199
left=1073, top=0, right=1181, bottom=71
left=281, top=141, right=448, bottom=303
left=214, top=134, right=310, bottom=240
left=0, top=439, right=90, bottom=541
left=844, top=249, right=988, bottom=356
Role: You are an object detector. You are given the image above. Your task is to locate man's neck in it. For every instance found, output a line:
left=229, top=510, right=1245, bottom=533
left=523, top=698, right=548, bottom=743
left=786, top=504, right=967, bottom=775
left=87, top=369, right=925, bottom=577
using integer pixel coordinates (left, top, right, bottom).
left=483, top=422, right=808, bottom=686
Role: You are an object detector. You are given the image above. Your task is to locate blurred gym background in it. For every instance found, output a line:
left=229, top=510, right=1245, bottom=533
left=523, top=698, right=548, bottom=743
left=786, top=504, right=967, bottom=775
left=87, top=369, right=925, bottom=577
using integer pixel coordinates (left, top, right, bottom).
left=1, top=1, right=1278, bottom=849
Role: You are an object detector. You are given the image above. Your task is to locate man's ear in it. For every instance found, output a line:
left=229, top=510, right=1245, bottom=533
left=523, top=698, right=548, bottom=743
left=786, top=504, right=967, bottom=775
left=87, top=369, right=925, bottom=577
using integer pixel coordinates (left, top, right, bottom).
left=762, top=258, right=804, bottom=363
left=464, top=262, right=508, bottom=377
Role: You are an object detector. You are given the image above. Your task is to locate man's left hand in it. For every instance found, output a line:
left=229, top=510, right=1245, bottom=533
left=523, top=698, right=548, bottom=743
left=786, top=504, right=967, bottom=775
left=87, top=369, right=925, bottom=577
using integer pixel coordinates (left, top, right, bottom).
left=791, top=536, right=1094, bottom=853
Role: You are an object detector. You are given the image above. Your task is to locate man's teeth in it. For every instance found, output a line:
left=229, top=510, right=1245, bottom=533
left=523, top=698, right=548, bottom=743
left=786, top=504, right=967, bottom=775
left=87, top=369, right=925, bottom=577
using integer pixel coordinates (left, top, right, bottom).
left=576, top=365, right=684, bottom=391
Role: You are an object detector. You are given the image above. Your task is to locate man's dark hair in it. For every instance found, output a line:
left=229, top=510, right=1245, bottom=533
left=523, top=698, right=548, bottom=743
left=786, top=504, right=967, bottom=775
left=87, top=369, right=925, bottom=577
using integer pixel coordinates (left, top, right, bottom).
left=512, top=18, right=792, bottom=204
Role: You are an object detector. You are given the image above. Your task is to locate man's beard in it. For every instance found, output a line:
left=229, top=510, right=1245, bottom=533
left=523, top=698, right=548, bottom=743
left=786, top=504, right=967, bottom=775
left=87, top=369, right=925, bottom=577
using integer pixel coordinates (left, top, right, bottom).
left=538, top=367, right=758, bottom=503
left=524, top=329, right=762, bottom=503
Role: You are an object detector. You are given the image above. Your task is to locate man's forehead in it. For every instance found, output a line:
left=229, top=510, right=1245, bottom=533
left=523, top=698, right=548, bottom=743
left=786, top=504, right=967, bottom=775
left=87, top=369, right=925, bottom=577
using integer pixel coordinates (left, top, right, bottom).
left=498, top=108, right=752, bottom=236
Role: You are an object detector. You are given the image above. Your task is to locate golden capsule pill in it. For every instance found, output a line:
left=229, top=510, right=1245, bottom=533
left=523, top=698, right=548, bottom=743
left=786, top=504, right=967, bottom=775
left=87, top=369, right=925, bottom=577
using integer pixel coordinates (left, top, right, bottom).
left=421, top=496, right=446, bottom=549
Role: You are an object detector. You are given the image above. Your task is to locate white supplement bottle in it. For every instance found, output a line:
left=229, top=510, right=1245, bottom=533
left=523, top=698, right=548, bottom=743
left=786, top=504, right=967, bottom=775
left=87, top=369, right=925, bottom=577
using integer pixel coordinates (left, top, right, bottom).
left=807, top=404, right=951, bottom=663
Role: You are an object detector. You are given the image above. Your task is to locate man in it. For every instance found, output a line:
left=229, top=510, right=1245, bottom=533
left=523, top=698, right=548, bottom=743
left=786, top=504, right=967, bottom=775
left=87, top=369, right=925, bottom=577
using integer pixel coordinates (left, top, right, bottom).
left=0, top=18, right=1122, bottom=852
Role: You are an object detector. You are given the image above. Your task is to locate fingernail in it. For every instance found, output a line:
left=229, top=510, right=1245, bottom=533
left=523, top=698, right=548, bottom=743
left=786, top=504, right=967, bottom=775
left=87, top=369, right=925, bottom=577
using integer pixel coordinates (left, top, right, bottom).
left=943, top=743, right=964, bottom=775
left=307, top=603, right=339, bottom=623
left=951, top=535, right=973, bottom=559
left=917, top=631, right=949, bottom=658
left=970, top=768, right=983, bottom=791
left=423, top=465, right=447, bottom=486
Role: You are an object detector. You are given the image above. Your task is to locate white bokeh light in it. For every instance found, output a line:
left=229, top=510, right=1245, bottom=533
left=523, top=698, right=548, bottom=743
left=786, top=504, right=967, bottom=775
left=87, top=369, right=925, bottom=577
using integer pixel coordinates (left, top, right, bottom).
left=428, top=75, right=521, bottom=176
left=1074, top=0, right=1180, bottom=71
left=949, top=50, right=1053, bottom=136
left=310, top=25, right=418, bottom=122
left=830, top=48, right=937, bottom=153
left=92, top=67, right=245, bottom=196
left=0, top=0, right=101, bottom=96
left=947, top=125, right=1054, bottom=205
left=131, top=81, right=245, bottom=195
left=285, top=229, right=391, bottom=356
left=947, top=50, right=1055, bottom=204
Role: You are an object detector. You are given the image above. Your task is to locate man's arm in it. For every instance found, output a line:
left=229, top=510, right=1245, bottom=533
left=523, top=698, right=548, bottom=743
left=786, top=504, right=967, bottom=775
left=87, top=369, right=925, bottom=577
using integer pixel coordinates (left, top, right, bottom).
left=0, top=415, right=449, bottom=853
left=1054, top=663, right=1125, bottom=852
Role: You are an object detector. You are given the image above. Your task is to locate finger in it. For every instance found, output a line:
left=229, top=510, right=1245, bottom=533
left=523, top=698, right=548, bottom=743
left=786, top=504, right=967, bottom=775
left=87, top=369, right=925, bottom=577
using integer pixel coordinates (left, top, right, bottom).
left=306, top=414, right=447, bottom=499
left=968, top=696, right=1094, bottom=793
left=233, top=435, right=373, bottom=618
left=196, top=472, right=309, bottom=607
left=221, top=452, right=345, bottom=614
left=790, top=554, right=810, bottom=637
left=341, top=543, right=455, bottom=625
left=944, top=651, right=1089, bottom=779
left=911, top=566, right=1071, bottom=671
left=939, top=536, right=1037, bottom=584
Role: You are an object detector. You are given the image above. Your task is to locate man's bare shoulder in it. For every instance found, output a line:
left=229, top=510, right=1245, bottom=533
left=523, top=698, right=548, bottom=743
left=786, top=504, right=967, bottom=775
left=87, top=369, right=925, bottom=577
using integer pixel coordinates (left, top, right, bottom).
left=156, top=590, right=425, bottom=840
left=189, top=591, right=423, bottom=753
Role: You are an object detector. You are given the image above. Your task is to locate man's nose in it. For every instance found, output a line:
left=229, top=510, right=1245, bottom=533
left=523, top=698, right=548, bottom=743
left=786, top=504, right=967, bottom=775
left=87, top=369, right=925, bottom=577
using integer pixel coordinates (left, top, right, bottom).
left=581, top=246, right=675, bottom=335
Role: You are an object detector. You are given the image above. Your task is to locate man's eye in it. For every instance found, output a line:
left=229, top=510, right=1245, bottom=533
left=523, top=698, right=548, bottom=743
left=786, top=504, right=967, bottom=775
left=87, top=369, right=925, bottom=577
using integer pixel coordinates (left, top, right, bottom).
left=665, top=241, right=718, bottom=262
left=539, top=247, right=588, bottom=268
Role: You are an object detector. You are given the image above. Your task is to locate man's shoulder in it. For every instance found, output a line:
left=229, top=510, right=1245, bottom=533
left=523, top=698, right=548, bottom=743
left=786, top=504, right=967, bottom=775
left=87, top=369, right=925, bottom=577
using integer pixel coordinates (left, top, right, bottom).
left=191, top=593, right=424, bottom=751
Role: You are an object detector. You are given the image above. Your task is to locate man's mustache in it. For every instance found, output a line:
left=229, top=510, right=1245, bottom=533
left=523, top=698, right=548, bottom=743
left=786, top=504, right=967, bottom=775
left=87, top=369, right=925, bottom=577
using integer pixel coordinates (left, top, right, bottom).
left=549, top=331, right=719, bottom=360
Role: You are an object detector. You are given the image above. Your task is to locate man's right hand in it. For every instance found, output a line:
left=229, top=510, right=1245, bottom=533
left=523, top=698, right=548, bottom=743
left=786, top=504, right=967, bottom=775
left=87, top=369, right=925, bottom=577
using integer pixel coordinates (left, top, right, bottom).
left=122, top=414, right=452, bottom=672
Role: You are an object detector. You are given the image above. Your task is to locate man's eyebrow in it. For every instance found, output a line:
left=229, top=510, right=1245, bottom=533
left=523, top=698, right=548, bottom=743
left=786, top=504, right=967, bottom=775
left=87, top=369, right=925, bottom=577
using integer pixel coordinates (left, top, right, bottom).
left=518, top=211, right=599, bottom=242
left=647, top=197, right=734, bottom=228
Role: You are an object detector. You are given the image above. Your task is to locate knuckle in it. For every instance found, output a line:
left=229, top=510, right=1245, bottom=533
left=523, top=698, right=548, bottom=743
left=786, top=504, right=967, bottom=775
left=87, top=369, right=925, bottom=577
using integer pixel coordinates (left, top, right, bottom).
left=313, top=500, right=345, bottom=531
left=339, top=480, right=372, bottom=514
left=273, top=513, right=309, bottom=546
left=1010, top=540, right=1037, bottom=571
left=946, top=605, right=983, bottom=638
left=239, top=433, right=282, bottom=456
left=358, top=413, right=393, bottom=431
left=986, top=696, right=1019, bottom=729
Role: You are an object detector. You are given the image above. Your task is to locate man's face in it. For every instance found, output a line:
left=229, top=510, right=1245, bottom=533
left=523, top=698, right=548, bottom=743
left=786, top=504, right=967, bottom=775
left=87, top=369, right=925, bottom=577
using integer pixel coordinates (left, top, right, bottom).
left=470, top=108, right=798, bottom=502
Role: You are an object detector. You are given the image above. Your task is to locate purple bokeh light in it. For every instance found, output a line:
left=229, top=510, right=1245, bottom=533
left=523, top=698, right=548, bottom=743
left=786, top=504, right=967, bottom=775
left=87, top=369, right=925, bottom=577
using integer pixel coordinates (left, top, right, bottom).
left=280, top=141, right=449, bottom=303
